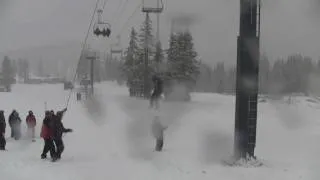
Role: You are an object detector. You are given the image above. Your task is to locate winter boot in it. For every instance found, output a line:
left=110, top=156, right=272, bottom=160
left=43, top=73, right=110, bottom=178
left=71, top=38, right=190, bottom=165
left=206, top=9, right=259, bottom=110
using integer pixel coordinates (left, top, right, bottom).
left=41, top=154, right=47, bottom=159
left=155, top=138, right=164, bottom=151
left=51, top=156, right=59, bottom=162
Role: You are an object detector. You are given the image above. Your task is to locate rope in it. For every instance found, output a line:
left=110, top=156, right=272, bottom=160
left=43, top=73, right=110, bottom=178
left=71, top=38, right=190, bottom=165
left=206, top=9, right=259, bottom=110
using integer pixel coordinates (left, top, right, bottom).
left=116, top=1, right=142, bottom=38
left=112, top=0, right=129, bottom=26
left=102, top=0, right=109, bottom=10
left=65, top=0, right=142, bottom=108
left=65, top=0, right=100, bottom=108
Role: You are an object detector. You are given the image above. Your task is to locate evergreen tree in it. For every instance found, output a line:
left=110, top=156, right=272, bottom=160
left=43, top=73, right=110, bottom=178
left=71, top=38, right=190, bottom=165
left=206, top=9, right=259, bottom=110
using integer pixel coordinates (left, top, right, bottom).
left=213, top=62, right=226, bottom=93
left=167, top=31, right=199, bottom=89
left=225, top=67, right=236, bottom=94
left=17, top=59, right=30, bottom=82
left=123, top=27, right=139, bottom=84
left=38, top=59, right=44, bottom=77
left=137, top=13, right=155, bottom=72
left=195, top=62, right=214, bottom=92
left=1, top=56, right=15, bottom=90
left=259, top=53, right=270, bottom=94
left=18, top=59, right=24, bottom=79
left=94, top=59, right=101, bottom=82
left=23, top=59, right=30, bottom=82
left=11, top=59, right=17, bottom=78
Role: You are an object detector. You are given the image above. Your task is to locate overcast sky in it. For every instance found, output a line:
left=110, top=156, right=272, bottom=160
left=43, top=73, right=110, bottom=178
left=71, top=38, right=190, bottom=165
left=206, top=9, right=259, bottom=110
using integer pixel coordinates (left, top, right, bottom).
left=1, top=0, right=320, bottom=66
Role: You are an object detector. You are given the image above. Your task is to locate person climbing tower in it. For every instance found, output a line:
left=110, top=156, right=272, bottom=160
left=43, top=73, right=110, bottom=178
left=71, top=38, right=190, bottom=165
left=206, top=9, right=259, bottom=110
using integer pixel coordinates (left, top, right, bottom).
left=150, top=74, right=163, bottom=109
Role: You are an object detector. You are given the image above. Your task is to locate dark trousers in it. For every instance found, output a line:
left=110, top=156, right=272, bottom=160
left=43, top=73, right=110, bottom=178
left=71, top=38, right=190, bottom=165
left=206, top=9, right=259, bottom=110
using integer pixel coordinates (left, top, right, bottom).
left=54, top=138, right=64, bottom=158
left=155, top=138, right=164, bottom=151
left=150, top=91, right=162, bottom=108
left=11, top=125, right=21, bottom=140
left=0, top=133, right=6, bottom=150
left=10, top=128, right=14, bottom=138
left=42, top=139, right=56, bottom=158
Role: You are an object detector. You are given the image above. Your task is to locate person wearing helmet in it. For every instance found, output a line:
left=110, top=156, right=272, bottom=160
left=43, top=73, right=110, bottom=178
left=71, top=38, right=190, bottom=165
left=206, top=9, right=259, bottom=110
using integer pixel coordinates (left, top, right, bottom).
left=0, top=110, right=6, bottom=150
left=26, top=110, right=36, bottom=142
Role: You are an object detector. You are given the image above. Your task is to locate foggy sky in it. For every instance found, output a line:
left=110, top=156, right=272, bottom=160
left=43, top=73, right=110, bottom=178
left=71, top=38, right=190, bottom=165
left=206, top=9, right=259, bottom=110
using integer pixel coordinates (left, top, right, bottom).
left=1, top=0, right=320, bottom=66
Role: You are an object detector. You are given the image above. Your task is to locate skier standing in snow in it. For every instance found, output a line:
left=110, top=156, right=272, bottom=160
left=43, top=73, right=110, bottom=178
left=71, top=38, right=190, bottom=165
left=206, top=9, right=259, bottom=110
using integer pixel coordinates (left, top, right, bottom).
left=150, top=74, right=164, bottom=109
left=0, top=110, right=6, bottom=150
left=52, top=108, right=72, bottom=161
left=151, top=115, right=167, bottom=151
left=8, top=110, right=16, bottom=138
left=40, top=111, right=55, bottom=160
left=26, top=110, right=36, bottom=141
left=9, top=110, right=22, bottom=140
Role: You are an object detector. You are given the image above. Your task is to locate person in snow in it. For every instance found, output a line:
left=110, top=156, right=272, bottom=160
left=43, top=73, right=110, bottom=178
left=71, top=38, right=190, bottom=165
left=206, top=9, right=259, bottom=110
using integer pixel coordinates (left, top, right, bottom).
left=40, top=111, right=55, bottom=159
left=26, top=110, right=36, bottom=141
left=8, top=110, right=22, bottom=140
left=151, top=115, right=167, bottom=151
left=52, top=108, right=72, bottom=161
left=8, top=110, right=16, bottom=138
left=150, top=74, right=164, bottom=109
left=0, top=110, right=6, bottom=150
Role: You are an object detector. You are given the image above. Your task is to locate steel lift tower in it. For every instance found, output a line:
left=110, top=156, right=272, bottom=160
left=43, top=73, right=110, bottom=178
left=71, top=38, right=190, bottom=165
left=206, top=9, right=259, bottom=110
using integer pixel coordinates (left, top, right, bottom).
left=234, top=0, right=261, bottom=160
left=141, top=0, right=164, bottom=98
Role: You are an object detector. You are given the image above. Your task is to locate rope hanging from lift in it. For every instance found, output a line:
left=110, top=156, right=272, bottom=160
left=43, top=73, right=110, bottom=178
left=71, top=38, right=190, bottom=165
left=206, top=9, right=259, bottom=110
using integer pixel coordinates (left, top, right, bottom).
left=65, top=0, right=100, bottom=108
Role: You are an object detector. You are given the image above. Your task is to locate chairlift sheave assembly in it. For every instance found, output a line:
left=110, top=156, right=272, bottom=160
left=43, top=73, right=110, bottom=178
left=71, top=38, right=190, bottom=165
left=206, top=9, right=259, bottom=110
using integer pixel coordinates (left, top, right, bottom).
left=142, top=0, right=164, bottom=13
left=93, top=9, right=111, bottom=37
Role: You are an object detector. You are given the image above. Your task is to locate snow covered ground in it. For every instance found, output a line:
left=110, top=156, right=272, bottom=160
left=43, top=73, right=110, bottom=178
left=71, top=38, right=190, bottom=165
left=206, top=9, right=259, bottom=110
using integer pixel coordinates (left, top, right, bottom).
left=0, top=82, right=320, bottom=180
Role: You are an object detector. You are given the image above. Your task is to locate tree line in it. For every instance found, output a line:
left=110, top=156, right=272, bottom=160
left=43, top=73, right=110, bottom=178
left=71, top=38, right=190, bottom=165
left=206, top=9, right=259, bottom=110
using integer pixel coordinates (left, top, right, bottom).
left=195, top=53, right=320, bottom=95
left=0, top=56, right=29, bottom=90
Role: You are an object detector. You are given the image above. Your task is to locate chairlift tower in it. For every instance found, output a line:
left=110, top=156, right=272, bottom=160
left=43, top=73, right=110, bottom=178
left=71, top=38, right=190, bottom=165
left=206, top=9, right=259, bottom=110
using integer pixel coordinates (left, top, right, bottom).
left=234, top=0, right=261, bottom=160
left=86, top=50, right=98, bottom=95
left=110, top=35, right=123, bottom=60
left=141, top=0, right=164, bottom=98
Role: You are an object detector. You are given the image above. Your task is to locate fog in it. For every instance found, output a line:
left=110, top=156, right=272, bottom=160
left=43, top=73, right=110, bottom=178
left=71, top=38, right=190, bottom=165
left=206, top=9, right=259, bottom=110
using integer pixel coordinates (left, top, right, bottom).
left=1, top=0, right=320, bottom=68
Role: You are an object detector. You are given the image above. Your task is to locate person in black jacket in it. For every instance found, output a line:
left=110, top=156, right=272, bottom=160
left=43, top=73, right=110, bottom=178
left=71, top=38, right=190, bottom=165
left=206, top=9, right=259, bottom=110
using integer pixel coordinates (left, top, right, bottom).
left=150, top=75, right=164, bottom=109
left=8, top=110, right=16, bottom=138
left=52, top=108, right=72, bottom=161
left=0, top=110, right=6, bottom=150
left=9, top=110, right=22, bottom=140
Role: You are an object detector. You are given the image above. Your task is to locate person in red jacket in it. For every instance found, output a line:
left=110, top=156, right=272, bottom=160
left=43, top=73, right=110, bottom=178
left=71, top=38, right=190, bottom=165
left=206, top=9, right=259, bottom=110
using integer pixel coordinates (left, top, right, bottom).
left=40, top=111, right=55, bottom=160
left=26, top=110, right=36, bottom=141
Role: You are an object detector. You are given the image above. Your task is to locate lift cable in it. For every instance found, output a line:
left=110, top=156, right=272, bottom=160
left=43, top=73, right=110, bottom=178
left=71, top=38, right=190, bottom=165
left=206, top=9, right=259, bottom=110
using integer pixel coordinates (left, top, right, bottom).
left=65, top=0, right=100, bottom=108
left=115, top=1, right=142, bottom=41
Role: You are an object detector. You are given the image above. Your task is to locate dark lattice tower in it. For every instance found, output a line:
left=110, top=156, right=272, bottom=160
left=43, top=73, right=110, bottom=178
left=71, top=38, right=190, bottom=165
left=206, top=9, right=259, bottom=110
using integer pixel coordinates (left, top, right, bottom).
left=234, top=0, right=261, bottom=160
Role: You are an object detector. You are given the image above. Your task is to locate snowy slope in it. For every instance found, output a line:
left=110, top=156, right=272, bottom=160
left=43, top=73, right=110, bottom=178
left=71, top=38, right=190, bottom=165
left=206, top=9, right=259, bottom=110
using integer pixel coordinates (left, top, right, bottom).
left=0, top=82, right=320, bottom=180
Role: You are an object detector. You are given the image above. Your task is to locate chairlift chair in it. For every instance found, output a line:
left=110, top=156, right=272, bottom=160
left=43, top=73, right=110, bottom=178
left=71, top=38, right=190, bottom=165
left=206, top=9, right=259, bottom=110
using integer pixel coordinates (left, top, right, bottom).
left=142, top=0, right=164, bottom=13
left=93, top=9, right=112, bottom=37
